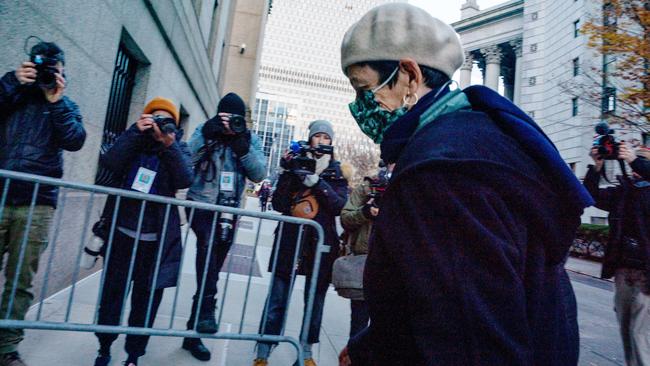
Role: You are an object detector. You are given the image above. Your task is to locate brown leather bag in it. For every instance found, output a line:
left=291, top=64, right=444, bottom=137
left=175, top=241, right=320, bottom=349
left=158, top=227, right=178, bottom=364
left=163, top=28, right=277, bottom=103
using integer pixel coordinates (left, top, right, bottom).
left=291, top=189, right=319, bottom=219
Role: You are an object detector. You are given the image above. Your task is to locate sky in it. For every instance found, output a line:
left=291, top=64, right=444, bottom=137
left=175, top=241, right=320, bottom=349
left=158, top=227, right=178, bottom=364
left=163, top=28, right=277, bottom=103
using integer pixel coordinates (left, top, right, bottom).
left=409, top=0, right=508, bottom=24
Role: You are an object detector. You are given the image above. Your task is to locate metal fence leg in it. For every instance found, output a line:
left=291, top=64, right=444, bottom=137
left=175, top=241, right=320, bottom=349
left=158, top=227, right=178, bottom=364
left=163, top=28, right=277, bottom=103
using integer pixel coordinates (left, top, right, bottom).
left=5, top=183, right=39, bottom=320
left=216, top=214, right=242, bottom=333
left=93, top=196, right=121, bottom=324
left=193, top=211, right=218, bottom=332
left=281, top=225, right=304, bottom=336
left=238, top=215, right=263, bottom=333
left=36, top=189, right=67, bottom=321
left=260, top=221, right=283, bottom=336
left=65, top=192, right=95, bottom=322
left=144, top=204, right=171, bottom=328
left=118, top=200, right=147, bottom=326
left=169, top=207, right=194, bottom=329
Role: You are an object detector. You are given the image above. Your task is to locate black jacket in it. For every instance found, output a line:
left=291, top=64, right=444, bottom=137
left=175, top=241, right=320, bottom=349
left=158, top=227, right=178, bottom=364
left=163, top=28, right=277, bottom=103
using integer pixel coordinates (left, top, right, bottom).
left=269, top=159, right=348, bottom=283
left=350, top=86, right=584, bottom=366
left=583, top=165, right=650, bottom=280
left=101, top=124, right=193, bottom=289
left=0, top=71, right=86, bottom=207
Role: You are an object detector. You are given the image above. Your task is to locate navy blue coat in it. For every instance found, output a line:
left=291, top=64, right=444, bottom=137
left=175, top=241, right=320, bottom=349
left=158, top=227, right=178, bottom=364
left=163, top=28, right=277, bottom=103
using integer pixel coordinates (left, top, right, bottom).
left=101, top=124, right=193, bottom=289
left=349, top=86, right=586, bottom=366
left=0, top=71, right=86, bottom=207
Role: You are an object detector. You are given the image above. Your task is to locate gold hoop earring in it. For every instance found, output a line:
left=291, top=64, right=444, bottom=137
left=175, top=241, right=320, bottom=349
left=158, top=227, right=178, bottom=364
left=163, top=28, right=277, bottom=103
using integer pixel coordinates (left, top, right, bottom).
left=403, top=93, right=419, bottom=106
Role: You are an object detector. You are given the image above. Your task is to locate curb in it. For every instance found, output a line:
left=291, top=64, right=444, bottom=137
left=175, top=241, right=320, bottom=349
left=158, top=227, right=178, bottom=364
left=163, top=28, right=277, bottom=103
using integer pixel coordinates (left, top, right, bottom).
left=566, top=268, right=614, bottom=283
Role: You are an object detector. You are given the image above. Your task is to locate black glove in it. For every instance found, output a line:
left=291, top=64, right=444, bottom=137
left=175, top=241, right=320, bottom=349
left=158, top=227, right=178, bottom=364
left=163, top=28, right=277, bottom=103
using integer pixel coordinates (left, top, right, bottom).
left=202, top=116, right=222, bottom=140
left=230, top=131, right=251, bottom=156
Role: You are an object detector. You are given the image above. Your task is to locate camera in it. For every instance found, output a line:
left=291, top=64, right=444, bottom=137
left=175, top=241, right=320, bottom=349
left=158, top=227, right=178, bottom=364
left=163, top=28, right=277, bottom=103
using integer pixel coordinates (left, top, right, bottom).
left=149, top=115, right=177, bottom=135
left=280, top=140, right=334, bottom=175
left=593, top=122, right=619, bottom=160
left=228, top=115, right=247, bottom=134
left=204, top=114, right=247, bottom=138
left=216, top=192, right=239, bottom=244
left=364, top=169, right=390, bottom=207
left=30, top=54, right=59, bottom=89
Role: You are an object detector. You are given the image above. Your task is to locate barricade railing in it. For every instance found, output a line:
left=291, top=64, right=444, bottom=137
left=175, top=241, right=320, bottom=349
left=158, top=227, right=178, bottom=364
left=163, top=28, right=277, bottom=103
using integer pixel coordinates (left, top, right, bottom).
left=0, top=169, right=326, bottom=365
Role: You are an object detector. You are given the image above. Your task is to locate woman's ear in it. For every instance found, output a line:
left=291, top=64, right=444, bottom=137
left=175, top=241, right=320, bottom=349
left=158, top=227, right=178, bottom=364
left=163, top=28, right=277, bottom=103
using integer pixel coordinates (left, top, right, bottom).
left=399, top=58, right=423, bottom=93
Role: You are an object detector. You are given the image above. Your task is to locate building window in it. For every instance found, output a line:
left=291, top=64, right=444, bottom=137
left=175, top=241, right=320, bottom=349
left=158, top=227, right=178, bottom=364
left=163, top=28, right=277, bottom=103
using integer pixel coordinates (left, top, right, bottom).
left=529, top=76, right=537, bottom=86
left=603, top=87, right=616, bottom=113
left=531, top=12, right=538, bottom=21
left=572, top=97, right=579, bottom=116
left=573, top=57, right=580, bottom=76
left=604, top=3, right=617, bottom=27
left=591, top=217, right=607, bottom=225
left=530, top=43, right=538, bottom=53
left=574, top=19, right=580, bottom=37
left=96, top=44, right=139, bottom=185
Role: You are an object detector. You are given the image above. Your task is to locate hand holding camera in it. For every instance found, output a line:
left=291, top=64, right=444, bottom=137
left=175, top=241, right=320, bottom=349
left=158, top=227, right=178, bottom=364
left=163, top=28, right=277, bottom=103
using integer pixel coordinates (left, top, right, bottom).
left=280, top=141, right=334, bottom=176
left=136, top=114, right=177, bottom=147
left=202, top=113, right=247, bottom=140
left=15, top=61, right=66, bottom=103
left=15, top=62, right=37, bottom=85
left=618, top=144, right=637, bottom=164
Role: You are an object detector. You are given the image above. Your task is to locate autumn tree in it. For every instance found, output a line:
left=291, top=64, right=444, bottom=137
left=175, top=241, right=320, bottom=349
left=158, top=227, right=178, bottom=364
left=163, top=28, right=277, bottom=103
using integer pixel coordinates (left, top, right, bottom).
left=561, top=0, right=649, bottom=131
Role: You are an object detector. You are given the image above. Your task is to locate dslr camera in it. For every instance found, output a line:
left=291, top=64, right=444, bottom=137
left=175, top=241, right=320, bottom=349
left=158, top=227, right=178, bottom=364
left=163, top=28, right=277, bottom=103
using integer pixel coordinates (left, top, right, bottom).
left=211, top=114, right=247, bottom=135
left=30, top=54, right=60, bottom=89
left=593, top=122, right=619, bottom=160
left=281, top=140, right=334, bottom=175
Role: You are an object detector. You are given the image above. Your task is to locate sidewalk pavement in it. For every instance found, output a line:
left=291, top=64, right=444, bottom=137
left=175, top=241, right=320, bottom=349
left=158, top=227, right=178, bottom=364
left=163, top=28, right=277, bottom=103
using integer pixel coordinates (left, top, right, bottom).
left=565, top=256, right=609, bottom=281
left=19, top=197, right=351, bottom=366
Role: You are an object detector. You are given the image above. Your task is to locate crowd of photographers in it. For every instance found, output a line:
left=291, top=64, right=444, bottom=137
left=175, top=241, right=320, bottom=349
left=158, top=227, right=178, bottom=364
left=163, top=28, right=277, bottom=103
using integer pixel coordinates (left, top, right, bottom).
left=3, top=3, right=650, bottom=366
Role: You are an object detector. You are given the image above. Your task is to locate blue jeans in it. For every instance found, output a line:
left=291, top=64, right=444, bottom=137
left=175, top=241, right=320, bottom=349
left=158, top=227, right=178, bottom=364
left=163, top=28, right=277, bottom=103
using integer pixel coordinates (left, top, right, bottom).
left=257, top=274, right=329, bottom=356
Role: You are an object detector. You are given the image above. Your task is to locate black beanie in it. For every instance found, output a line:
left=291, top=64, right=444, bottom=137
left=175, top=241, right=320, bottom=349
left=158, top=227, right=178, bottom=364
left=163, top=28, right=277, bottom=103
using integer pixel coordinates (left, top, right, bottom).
left=217, top=92, right=246, bottom=116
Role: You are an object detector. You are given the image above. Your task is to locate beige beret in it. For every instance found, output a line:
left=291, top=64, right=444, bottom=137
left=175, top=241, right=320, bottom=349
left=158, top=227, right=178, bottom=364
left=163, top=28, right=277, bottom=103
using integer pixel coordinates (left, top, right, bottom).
left=341, top=3, right=465, bottom=79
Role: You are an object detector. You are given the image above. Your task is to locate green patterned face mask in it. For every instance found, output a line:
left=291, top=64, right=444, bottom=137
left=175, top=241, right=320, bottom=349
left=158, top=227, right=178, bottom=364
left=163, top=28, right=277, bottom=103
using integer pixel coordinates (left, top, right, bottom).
left=349, top=68, right=407, bottom=144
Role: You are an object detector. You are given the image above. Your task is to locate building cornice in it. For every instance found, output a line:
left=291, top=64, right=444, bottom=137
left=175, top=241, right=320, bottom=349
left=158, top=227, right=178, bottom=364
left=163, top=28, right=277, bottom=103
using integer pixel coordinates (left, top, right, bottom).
left=452, top=0, right=524, bottom=33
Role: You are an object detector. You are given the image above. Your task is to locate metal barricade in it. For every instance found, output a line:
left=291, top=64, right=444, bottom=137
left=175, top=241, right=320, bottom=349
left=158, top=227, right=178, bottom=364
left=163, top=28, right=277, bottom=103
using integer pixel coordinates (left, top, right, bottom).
left=0, top=169, right=326, bottom=365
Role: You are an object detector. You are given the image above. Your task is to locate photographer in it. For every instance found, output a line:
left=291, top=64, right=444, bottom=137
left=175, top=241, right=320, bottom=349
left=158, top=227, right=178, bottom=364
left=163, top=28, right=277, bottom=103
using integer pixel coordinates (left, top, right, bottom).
left=93, top=97, right=193, bottom=366
left=339, top=163, right=392, bottom=340
left=181, top=93, right=265, bottom=361
left=584, top=145, right=650, bottom=365
left=253, top=120, right=348, bottom=366
left=0, top=41, right=85, bottom=365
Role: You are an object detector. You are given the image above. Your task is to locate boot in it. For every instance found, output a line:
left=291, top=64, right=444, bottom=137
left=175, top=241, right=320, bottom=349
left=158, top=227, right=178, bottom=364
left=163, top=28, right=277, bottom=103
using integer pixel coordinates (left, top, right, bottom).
left=0, top=352, right=27, bottom=366
left=182, top=337, right=211, bottom=361
left=195, top=295, right=218, bottom=334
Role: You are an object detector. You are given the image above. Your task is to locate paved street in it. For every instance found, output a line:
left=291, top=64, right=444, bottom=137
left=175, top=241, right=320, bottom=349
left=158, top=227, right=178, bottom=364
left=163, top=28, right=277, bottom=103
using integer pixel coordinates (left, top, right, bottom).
left=13, top=197, right=626, bottom=365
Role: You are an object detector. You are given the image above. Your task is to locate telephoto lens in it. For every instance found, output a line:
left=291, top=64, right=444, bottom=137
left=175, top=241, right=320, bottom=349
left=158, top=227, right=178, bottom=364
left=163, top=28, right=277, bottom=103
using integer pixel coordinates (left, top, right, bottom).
left=80, top=236, right=104, bottom=269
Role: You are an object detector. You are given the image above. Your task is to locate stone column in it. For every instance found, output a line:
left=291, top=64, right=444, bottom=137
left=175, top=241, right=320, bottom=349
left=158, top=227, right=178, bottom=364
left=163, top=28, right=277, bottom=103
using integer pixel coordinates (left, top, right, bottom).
left=510, top=39, right=523, bottom=105
left=481, top=45, right=502, bottom=91
left=459, top=52, right=474, bottom=89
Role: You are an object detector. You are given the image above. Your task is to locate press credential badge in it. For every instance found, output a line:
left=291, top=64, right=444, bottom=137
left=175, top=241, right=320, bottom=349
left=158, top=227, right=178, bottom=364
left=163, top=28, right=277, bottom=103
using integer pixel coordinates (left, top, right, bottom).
left=220, top=171, right=235, bottom=192
left=132, top=167, right=157, bottom=193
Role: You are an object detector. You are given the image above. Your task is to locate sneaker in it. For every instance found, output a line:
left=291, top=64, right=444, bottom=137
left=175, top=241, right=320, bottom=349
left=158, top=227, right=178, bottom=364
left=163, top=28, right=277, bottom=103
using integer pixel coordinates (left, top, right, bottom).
left=94, top=352, right=111, bottom=366
left=292, top=358, right=317, bottom=366
left=0, top=352, right=27, bottom=366
left=182, top=337, right=211, bottom=361
left=252, top=358, right=268, bottom=366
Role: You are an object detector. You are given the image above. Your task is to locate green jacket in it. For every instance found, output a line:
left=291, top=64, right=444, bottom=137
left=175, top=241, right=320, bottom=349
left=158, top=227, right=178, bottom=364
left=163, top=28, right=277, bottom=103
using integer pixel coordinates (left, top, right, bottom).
left=341, top=181, right=373, bottom=255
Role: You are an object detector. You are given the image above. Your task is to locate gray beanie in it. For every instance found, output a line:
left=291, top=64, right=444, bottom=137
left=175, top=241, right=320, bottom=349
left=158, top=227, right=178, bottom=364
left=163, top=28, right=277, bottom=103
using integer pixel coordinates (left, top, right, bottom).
left=308, top=120, right=334, bottom=141
left=340, top=3, right=465, bottom=79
